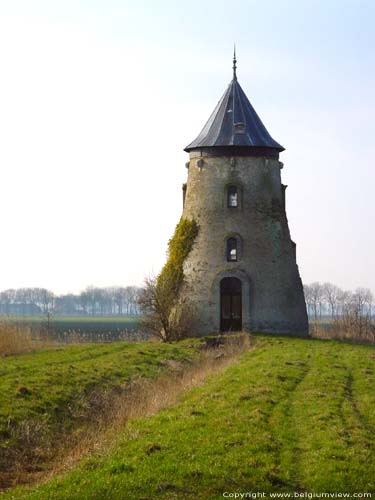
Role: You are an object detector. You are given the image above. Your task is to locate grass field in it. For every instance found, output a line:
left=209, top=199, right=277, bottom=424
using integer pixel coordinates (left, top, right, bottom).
left=3, top=335, right=375, bottom=499
left=0, top=339, right=202, bottom=489
left=7, top=316, right=141, bottom=335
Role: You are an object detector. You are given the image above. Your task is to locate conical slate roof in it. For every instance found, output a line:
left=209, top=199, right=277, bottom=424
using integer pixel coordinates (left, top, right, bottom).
left=184, top=56, right=284, bottom=154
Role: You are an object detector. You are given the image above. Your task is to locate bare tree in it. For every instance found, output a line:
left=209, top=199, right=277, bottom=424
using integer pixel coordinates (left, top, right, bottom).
left=40, top=289, right=55, bottom=314
left=79, top=291, right=89, bottom=315
left=138, top=276, right=193, bottom=341
left=112, top=287, right=125, bottom=315
left=127, top=286, right=141, bottom=315
left=0, top=289, right=15, bottom=314
left=138, top=276, right=171, bottom=341
left=84, top=286, right=97, bottom=315
left=55, top=294, right=80, bottom=314
left=350, top=288, right=373, bottom=339
left=323, top=282, right=341, bottom=319
left=303, top=284, right=313, bottom=317
left=309, top=282, right=323, bottom=323
left=0, top=285, right=144, bottom=317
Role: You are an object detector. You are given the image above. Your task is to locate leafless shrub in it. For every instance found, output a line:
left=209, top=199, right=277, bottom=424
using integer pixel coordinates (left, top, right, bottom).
left=329, top=288, right=374, bottom=342
left=138, top=276, right=196, bottom=342
left=305, top=282, right=375, bottom=342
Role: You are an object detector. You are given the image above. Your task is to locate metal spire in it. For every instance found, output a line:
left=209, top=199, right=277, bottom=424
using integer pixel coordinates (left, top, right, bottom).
left=184, top=49, right=285, bottom=153
left=233, top=44, right=237, bottom=80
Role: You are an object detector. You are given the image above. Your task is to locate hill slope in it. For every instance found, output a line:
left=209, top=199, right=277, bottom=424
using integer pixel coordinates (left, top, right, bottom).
left=3, top=336, right=375, bottom=499
left=0, top=340, right=202, bottom=488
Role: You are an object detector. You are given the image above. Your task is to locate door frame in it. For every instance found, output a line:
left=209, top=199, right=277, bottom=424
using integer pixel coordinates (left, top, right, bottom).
left=211, top=269, right=251, bottom=333
left=220, top=277, right=242, bottom=332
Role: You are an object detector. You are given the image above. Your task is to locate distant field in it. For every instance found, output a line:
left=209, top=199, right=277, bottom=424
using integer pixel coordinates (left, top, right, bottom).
left=5, top=316, right=142, bottom=338
left=0, top=338, right=202, bottom=490
left=4, top=335, right=375, bottom=499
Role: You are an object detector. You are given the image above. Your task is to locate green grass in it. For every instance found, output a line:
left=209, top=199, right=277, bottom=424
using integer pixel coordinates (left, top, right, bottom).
left=4, top=335, right=375, bottom=499
left=0, top=339, right=201, bottom=481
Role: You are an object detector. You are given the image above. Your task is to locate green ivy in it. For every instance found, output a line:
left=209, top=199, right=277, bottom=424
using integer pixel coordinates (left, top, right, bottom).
left=156, top=218, right=199, bottom=305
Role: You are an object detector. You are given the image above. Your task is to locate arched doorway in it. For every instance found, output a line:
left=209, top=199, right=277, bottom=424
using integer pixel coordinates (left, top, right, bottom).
left=220, top=277, right=242, bottom=331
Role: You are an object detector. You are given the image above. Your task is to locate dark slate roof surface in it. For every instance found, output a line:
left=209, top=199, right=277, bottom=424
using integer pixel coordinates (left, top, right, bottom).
left=185, top=76, right=284, bottom=153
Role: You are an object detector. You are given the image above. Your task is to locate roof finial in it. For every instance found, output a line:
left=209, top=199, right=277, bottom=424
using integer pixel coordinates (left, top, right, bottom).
left=233, top=44, right=237, bottom=80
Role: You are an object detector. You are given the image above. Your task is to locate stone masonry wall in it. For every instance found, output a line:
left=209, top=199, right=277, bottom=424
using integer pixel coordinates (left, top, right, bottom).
left=178, top=153, right=309, bottom=336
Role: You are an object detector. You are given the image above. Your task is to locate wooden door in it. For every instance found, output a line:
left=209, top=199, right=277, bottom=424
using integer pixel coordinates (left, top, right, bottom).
left=220, top=277, right=242, bottom=331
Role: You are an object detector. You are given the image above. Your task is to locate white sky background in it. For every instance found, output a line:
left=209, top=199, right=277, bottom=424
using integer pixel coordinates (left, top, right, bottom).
left=0, top=0, right=374, bottom=294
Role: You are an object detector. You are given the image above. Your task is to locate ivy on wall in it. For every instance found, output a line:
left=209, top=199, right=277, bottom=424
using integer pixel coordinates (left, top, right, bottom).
left=157, top=218, right=199, bottom=306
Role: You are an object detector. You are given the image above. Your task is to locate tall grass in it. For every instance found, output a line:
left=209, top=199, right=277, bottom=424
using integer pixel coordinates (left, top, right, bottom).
left=0, top=321, right=52, bottom=356
left=310, top=315, right=375, bottom=343
left=0, top=322, right=34, bottom=356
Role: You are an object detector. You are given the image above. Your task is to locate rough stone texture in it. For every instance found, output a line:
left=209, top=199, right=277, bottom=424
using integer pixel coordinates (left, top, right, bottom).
left=177, top=153, right=309, bottom=336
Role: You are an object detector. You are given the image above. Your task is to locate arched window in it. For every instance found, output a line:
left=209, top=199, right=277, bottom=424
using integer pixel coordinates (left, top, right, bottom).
left=227, top=185, right=238, bottom=207
left=227, top=237, right=238, bottom=262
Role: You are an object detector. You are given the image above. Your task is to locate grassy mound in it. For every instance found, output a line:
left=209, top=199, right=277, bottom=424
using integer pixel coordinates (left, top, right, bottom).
left=0, top=339, right=202, bottom=488
left=4, top=335, right=375, bottom=498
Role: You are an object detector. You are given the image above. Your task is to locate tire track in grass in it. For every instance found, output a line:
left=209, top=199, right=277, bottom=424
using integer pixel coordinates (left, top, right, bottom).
left=4, top=338, right=375, bottom=499
left=347, top=350, right=375, bottom=435
left=267, top=345, right=311, bottom=491
left=294, top=344, right=351, bottom=491
left=344, top=368, right=375, bottom=433
left=283, top=343, right=374, bottom=493
left=2, top=339, right=288, bottom=499
left=338, top=363, right=375, bottom=492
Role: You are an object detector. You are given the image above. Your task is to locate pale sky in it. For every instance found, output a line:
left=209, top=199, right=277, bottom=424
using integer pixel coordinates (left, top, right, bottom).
left=0, top=0, right=374, bottom=294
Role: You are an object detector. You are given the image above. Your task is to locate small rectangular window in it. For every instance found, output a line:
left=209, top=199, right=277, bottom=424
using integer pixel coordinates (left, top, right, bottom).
left=227, top=237, right=238, bottom=261
left=228, top=186, right=238, bottom=208
left=229, top=248, right=237, bottom=260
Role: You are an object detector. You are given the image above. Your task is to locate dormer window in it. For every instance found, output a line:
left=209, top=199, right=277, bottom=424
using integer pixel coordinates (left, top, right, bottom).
left=227, top=237, right=238, bottom=262
left=234, top=122, right=245, bottom=134
left=228, top=186, right=238, bottom=208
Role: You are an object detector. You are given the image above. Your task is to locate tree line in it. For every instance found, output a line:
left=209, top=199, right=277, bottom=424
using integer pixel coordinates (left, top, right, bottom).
left=0, top=286, right=142, bottom=316
left=304, top=282, right=374, bottom=341
left=303, top=282, right=373, bottom=320
left=1, top=282, right=373, bottom=326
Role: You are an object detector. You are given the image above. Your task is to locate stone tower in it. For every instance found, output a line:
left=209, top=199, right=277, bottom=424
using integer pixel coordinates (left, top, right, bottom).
left=179, top=53, right=308, bottom=336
